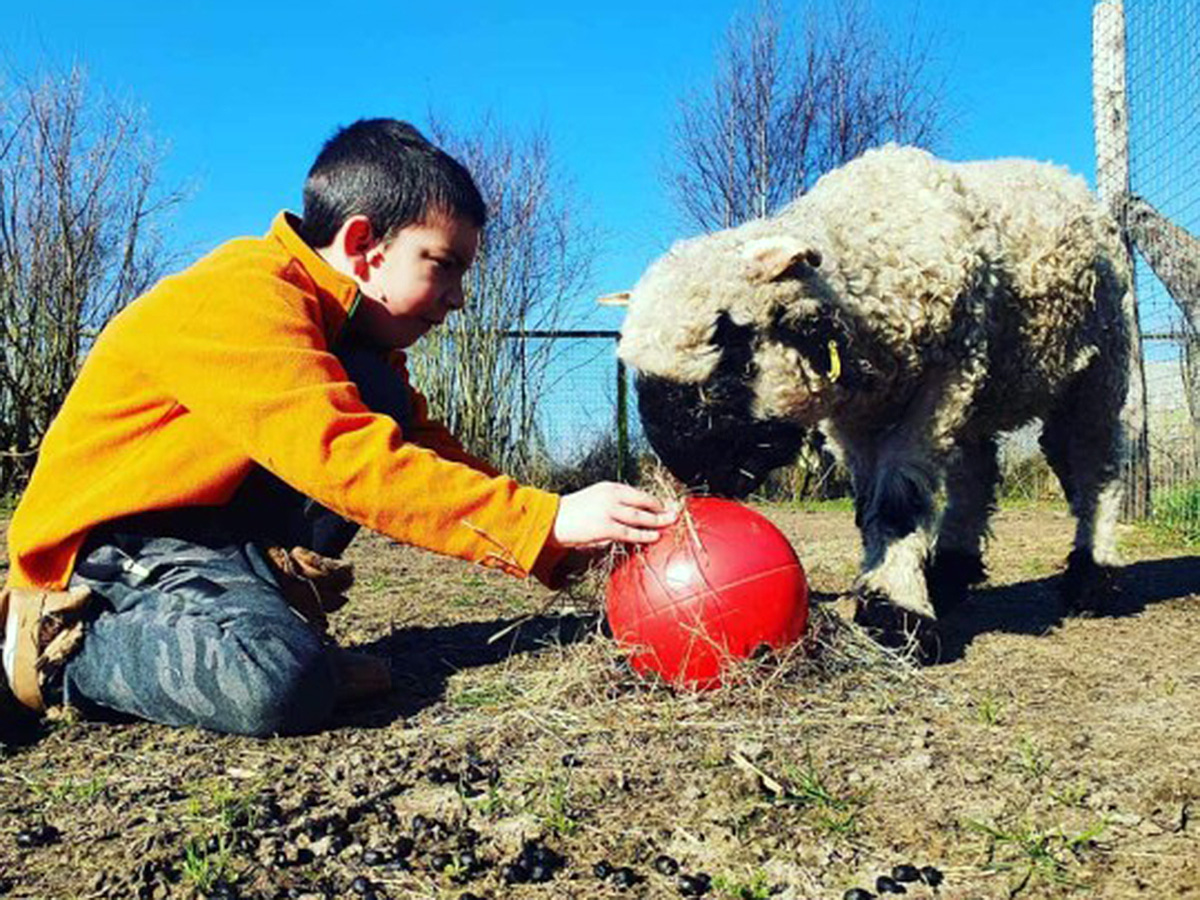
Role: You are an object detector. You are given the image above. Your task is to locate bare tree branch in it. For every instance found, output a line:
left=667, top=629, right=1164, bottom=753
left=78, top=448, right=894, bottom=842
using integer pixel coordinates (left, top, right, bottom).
left=667, top=0, right=948, bottom=232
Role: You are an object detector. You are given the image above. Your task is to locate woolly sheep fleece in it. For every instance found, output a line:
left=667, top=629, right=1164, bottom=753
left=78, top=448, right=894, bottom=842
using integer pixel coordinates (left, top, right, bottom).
left=619, top=144, right=1131, bottom=627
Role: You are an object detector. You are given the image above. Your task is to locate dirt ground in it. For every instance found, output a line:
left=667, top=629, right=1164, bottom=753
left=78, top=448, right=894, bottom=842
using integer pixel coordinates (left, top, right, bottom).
left=2, top=504, right=1198, bottom=900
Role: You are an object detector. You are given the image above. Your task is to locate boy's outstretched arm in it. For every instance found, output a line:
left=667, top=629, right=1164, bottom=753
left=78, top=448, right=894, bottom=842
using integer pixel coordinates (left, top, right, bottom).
left=548, top=482, right=677, bottom=549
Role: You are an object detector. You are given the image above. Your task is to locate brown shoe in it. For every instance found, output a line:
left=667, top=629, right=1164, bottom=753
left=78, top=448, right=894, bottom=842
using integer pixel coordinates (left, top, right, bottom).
left=331, top=647, right=392, bottom=706
left=1, top=586, right=92, bottom=714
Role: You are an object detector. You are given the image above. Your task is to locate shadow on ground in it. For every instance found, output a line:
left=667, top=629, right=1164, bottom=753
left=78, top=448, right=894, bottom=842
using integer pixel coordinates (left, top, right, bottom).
left=935, top=554, right=1200, bottom=662
left=1, top=614, right=603, bottom=743
left=339, top=612, right=601, bottom=727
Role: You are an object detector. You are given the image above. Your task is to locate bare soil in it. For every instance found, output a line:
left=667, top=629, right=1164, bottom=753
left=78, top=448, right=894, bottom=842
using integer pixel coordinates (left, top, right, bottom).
left=2, top=505, right=1198, bottom=900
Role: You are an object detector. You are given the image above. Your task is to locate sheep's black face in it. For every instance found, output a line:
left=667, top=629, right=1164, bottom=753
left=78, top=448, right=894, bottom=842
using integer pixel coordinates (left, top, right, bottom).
left=635, top=313, right=807, bottom=498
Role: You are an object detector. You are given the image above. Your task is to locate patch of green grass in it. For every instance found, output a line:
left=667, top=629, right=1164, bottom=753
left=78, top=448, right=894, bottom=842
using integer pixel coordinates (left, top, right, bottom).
left=1012, top=736, right=1052, bottom=781
left=967, top=816, right=1106, bottom=896
left=450, top=571, right=512, bottom=609
left=450, top=679, right=521, bottom=710
left=507, top=769, right=583, bottom=837
left=20, top=773, right=108, bottom=806
left=972, top=691, right=1007, bottom=726
left=1049, top=779, right=1090, bottom=808
left=700, top=742, right=728, bottom=769
left=448, top=592, right=483, bottom=609
left=540, top=782, right=581, bottom=836
left=1118, top=521, right=1187, bottom=557
left=359, top=572, right=394, bottom=593
left=777, top=757, right=865, bottom=838
left=175, top=782, right=260, bottom=893
left=464, top=781, right=511, bottom=818
left=459, top=572, right=491, bottom=591
left=182, top=779, right=261, bottom=831
left=713, top=868, right=774, bottom=899
left=180, top=834, right=235, bottom=894
left=1147, top=482, right=1200, bottom=545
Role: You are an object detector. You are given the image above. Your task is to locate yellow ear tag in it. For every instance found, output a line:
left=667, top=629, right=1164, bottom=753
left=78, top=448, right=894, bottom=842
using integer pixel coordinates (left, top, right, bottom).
left=827, top=340, right=842, bottom=382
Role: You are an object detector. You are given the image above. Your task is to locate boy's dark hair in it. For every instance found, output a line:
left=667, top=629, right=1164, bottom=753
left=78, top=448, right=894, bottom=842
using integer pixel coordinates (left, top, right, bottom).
left=299, top=118, right=487, bottom=248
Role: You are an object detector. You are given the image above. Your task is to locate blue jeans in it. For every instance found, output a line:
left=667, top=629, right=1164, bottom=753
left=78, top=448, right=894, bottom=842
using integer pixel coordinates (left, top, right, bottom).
left=61, top=339, right=411, bottom=736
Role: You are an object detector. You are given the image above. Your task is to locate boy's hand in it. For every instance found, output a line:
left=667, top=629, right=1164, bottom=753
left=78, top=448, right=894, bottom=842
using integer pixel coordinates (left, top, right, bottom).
left=550, top=482, right=678, bottom=549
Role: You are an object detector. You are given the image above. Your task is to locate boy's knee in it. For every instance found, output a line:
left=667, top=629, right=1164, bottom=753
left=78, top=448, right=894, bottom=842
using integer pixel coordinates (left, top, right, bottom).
left=231, top=630, right=337, bottom=737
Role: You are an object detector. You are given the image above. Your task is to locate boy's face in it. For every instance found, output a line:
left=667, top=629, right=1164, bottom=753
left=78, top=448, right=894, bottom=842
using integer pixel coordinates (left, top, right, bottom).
left=350, top=213, right=480, bottom=349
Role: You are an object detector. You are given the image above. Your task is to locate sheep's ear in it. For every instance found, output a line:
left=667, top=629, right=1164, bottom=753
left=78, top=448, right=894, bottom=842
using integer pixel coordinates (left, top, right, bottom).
left=741, top=238, right=822, bottom=284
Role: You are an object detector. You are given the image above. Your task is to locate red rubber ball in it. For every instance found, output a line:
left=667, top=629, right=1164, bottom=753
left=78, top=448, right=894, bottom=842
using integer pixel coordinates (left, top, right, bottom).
left=606, top=497, right=809, bottom=690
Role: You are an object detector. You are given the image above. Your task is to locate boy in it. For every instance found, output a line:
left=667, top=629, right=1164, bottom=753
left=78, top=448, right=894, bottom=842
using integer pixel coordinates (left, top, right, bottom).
left=1, top=119, right=673, bottom=737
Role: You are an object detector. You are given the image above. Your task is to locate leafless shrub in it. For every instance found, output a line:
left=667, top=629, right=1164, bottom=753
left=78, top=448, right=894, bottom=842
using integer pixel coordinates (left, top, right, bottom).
left=756, top=438, right=853, bottom=502
left=0, top=65, right=183, bottom=493
left=536, top=433, right=646, bottom=496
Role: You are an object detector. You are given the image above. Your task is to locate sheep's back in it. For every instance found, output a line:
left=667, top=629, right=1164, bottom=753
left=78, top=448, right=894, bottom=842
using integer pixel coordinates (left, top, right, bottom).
left=787, top=147, right=1126, bottom=422
left=952, top=157, right=1129, bottom=423
left=784, top=146, right=991, bottom=369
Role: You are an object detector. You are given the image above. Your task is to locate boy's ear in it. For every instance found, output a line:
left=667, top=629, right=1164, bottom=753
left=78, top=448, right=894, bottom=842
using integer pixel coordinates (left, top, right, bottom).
left=341, top=216, right=381, bottom=279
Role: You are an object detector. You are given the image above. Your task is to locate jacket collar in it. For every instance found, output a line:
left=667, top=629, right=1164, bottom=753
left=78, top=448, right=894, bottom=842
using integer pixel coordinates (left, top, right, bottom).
left=269, top=211, right=361, bottom=316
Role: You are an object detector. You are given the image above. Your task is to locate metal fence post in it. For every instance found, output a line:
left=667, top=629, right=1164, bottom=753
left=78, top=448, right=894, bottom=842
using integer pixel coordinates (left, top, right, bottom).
left=616, top=352, right=630, bottom=482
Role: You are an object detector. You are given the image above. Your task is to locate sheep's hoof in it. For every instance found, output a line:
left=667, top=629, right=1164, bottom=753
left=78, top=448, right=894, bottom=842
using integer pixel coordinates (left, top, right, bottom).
left=926, top=550, right=987, bottom=618
left=853, top=591, right=941, bottom=662
left=1061, top=549, right=1121, bottom=616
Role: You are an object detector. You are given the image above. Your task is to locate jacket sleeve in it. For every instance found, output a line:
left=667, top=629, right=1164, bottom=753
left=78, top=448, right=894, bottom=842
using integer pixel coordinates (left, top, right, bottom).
left=133, top=264, right=561, bottom=581
left=389, top=351, right=572, bottom=584
left=387, top=351, right=501, bottom=477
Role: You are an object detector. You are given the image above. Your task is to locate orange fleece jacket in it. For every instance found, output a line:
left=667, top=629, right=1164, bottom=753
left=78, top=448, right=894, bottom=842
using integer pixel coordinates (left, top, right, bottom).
left=6, top=213, right=565, bottom=590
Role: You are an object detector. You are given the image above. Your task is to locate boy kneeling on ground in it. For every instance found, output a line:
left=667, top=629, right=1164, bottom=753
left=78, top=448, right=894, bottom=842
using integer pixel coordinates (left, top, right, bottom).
left=1, top=119, right=673, bottom=736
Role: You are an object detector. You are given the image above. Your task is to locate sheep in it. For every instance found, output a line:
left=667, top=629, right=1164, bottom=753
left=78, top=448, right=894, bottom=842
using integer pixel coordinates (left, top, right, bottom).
left=616, top=144, right=1132, bottom=645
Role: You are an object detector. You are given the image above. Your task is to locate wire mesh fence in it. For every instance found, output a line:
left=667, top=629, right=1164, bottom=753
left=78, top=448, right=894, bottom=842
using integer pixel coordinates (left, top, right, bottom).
left=1096, top=0, right=1200, bottom=538
left=503, top=331, right=639, bottom=492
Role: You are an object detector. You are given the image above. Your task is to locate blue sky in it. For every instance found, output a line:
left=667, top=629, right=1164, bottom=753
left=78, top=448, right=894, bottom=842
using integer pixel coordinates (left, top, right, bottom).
left=4, top=0, right=1098, bottom=330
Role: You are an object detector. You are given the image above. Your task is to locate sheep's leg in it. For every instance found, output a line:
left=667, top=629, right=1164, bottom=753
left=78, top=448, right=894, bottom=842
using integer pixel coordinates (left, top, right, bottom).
left=838, top=365, right=984, bottom=659
left=840, top=371, right=973, bottom=624
left=928, top=437, right=999, bottom=616
left=845, top=447, right=942, bottom=657
left=850, top=448, right=939, bottom=620
left=1040, top=370, right=1125, bottom=614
